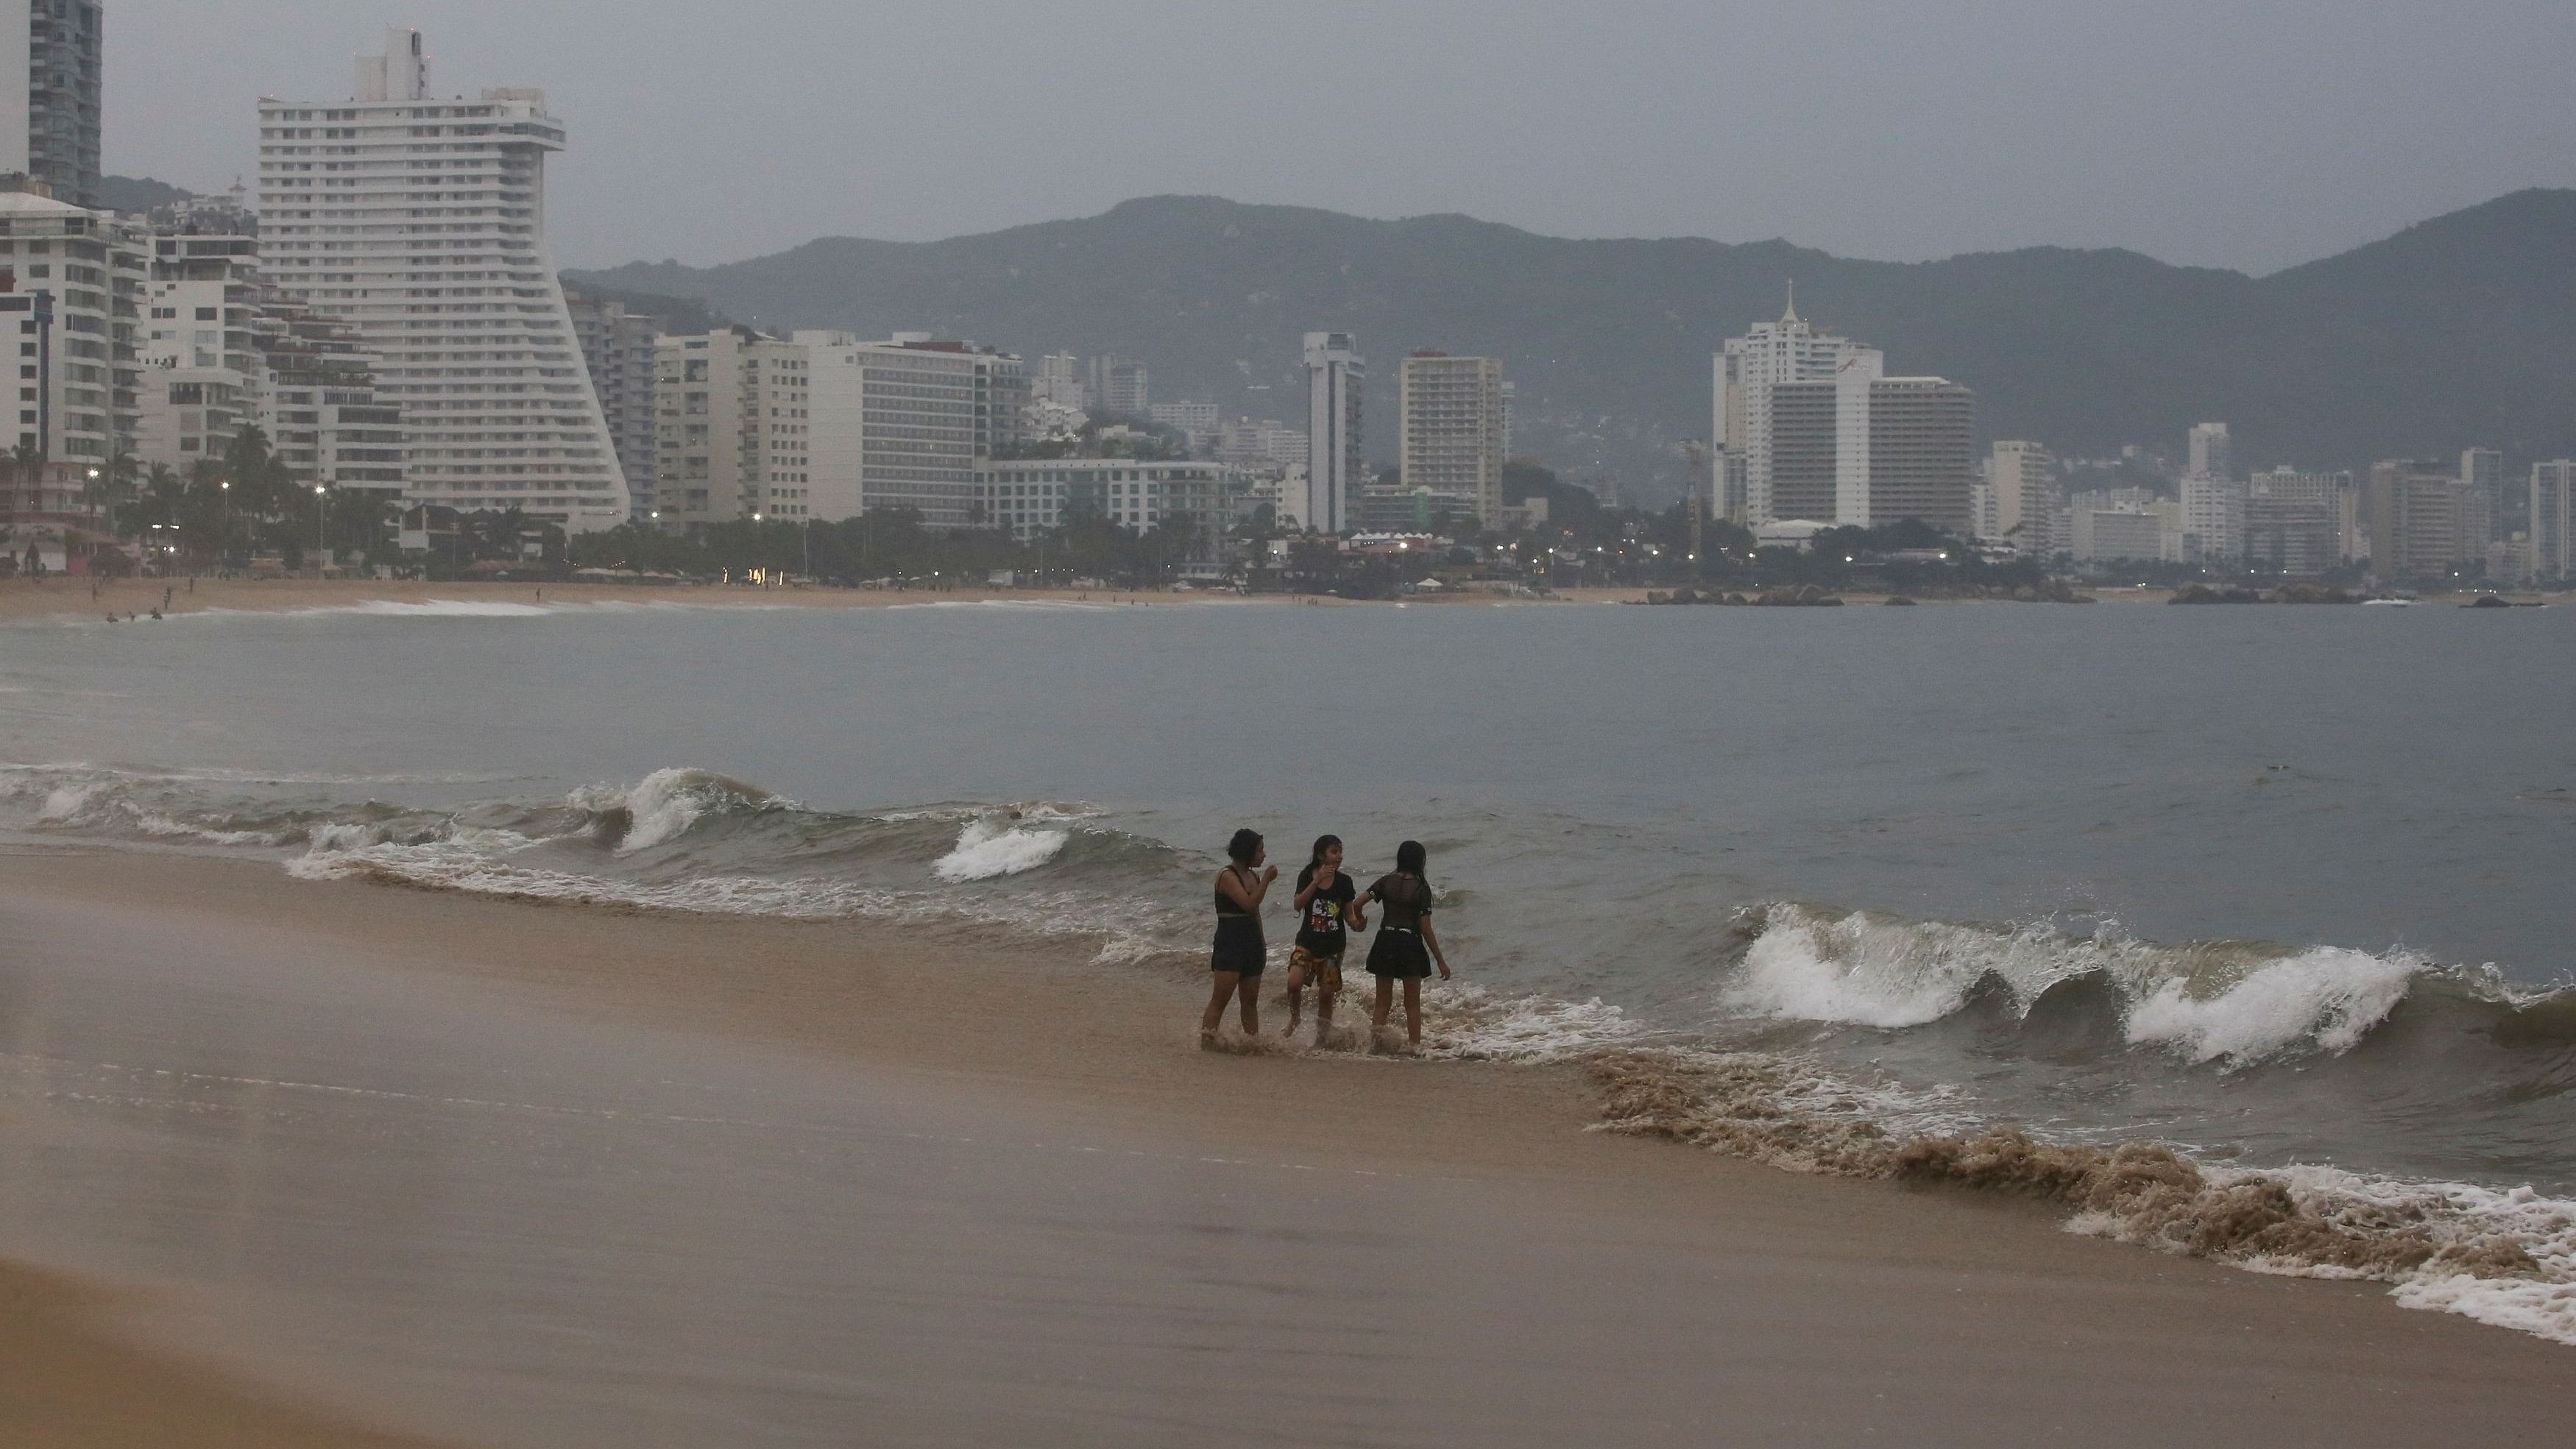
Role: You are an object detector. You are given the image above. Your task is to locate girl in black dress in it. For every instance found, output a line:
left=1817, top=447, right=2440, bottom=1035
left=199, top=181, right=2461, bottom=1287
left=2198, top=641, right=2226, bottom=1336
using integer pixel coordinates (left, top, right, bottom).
left=1200, top=827, right=1276, bottom=1045
left=1351, top=840, right=1451, bottom=1049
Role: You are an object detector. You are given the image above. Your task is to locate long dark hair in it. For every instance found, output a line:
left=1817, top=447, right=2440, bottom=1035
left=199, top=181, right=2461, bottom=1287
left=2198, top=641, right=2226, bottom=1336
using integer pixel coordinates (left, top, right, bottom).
left=1301, top=834, right=1342, bottom=886
left=1225, top=828, right=1264, bottom=866
left=1395, top=839, right=1427, bottom=879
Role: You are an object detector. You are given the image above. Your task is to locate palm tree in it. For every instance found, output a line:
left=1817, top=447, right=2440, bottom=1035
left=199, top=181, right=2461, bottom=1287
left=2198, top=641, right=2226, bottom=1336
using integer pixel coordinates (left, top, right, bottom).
left=7, top=439, right=45, bottom=523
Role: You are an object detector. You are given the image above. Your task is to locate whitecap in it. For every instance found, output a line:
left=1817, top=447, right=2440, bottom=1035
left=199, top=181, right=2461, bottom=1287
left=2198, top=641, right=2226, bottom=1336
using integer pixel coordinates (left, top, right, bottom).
left=933, top=817, right=1069, bottom=882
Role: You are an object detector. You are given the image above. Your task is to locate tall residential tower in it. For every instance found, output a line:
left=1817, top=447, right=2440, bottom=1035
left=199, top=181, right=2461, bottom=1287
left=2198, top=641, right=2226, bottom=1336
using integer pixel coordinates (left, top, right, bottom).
left=1398, top=351, right=1506, bottom=527
left=1, top=0, right=101, bottom=208
left=256, top=28, right=628, bottom=529
left=1303, top=331, right=1364, bottom=534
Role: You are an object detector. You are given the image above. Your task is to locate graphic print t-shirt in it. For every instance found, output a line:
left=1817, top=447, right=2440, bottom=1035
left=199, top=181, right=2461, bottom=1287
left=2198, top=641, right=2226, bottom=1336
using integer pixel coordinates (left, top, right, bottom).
left=1294, top=868, right=1356, bottom=952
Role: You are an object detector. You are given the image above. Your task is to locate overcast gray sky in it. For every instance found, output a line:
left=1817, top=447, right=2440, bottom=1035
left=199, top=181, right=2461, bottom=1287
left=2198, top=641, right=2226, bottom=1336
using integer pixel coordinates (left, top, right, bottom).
left=110, top=1, right=2576, bottom=274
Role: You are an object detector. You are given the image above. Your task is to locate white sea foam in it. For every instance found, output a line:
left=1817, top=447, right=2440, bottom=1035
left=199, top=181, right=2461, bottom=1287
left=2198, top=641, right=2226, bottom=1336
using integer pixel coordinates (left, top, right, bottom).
left=933, top=817, right=1069, bottom=881
left=2122, top=946, right=2418, bottom=1065
left=1721, top=902, right=2444, bottom=1066
left=1422, top=984, right=1649, bottom=1061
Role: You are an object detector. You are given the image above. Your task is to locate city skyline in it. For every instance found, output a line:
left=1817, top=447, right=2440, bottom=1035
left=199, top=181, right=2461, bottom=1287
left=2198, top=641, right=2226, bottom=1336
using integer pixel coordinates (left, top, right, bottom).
left=99, top=0, right=2576, bottom=274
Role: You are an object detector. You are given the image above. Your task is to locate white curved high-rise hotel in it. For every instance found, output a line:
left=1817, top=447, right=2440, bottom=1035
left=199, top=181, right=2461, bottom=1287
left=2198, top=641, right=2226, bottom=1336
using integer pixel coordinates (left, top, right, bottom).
left=256, top=28, right=627, bottom=528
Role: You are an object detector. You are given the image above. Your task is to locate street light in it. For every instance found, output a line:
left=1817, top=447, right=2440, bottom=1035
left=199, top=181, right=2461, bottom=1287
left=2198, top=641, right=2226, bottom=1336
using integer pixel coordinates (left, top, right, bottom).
left=314, top=483, right=328, bottom=569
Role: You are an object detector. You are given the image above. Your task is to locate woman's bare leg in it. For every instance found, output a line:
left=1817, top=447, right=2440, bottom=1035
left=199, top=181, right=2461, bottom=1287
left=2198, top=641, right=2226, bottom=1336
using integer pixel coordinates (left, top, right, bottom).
left=1402, top=978, right=1424, bottom=1045
left=1282, top=960, right=1308, bottom=1036
left=1373, top=976, right=1395, bottom=1030
left=1236, top=975, right=1261, bottom=1035
left=1202, top=973, right=1242, bottom=1039
left=1316, top=972, right=1338, bottom=1036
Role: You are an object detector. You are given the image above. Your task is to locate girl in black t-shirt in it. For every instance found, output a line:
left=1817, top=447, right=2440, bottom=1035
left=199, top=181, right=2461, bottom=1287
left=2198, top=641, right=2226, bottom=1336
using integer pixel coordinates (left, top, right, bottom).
left=1351, top=840, right=1452, bottom=1049
left=1284, top=835, right=1355, bottom=1042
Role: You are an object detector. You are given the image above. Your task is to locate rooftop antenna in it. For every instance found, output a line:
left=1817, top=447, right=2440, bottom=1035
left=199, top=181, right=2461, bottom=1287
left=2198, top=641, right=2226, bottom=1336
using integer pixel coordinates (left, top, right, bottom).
left=1782, top=280, right=1800, bottom=324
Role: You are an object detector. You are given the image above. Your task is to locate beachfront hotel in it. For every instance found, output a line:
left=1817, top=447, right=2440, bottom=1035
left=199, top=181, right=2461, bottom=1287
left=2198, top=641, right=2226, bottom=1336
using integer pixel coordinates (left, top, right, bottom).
left=255, top=27, right=628, bottom=531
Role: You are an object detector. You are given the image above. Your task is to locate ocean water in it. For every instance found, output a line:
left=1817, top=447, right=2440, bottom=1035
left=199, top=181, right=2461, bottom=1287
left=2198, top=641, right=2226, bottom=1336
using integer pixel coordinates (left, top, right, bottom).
left=5, top=595, right=2574, bottom=1340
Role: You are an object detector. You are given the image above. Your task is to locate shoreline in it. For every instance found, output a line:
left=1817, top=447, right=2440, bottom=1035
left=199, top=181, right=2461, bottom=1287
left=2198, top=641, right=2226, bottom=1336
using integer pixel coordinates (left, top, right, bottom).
left=0, top=575, right=1651, bottom=623
left=10, top=575, right=2560, bottom=624
left=3, top=847, right=2570, bottom=1445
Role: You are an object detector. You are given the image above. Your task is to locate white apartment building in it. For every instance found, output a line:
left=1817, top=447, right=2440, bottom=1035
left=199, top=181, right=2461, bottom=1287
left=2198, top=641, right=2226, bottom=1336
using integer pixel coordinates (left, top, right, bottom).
left=1714, top=291, right=1872, bottom=524
left=2179, top=470, right=2246, bottom=563
left=1032, top=352, right=1085, bottom=410
left=651, top=328, right=809, bottom=528
left=1088, top=355, right=1148, bottom=415
left=1398, top=351, right=1506, bottom=527
left=1148, top=400, right=1219, bottom=450
left=2070, top=499, right=2177, bottom=562
left=1217, top=415, right=1306, bottom=472
left=0, top=188, right=141, bottom=463
left=1826, top=355, right=1975, bottom=533
left=2187, top=422, right=2232, bottom=481
left=1303, top=331, right=1364, bottom=534
left=796, top=330, right=1025, bottom=528
left=256, top=28, right=627, bottom=529
left=1, top=0, right=101, bottom=208
left=1987, top=441, right=2056, bottom=553
left=135, top=231, right=263, bottom=475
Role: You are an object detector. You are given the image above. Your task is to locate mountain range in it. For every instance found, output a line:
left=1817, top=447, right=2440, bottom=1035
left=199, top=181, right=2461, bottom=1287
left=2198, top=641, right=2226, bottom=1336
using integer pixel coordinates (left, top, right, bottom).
left=570, top=191, right=2576, bottom=503
left=100, top=174, right=2566, bottom=506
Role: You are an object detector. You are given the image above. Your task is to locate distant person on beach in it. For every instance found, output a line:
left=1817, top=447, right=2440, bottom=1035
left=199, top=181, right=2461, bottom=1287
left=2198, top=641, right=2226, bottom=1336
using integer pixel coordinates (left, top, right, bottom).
left=1283, top=835, right=1354, bottom=1041
left=1351, top=840, right=1451, bottom=1049
left=1200, top=828, right=1275, bottom=1045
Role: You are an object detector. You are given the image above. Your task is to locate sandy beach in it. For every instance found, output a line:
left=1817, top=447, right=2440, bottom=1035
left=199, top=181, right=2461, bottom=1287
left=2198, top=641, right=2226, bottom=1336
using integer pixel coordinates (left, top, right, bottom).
left=0, top=848, right=2566, bottom=1446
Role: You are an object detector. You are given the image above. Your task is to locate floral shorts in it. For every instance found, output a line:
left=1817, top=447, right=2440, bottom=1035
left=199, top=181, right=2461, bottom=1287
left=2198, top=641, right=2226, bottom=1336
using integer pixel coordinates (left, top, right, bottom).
left=1289, top=945, right=1344, bottom=992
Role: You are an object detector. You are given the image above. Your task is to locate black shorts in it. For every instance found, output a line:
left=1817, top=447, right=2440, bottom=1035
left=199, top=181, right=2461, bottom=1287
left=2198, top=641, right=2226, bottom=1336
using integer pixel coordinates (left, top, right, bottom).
left=1366, top=927, right=1432, bottom=980
left=1211, top=918, right=1264, bottom=977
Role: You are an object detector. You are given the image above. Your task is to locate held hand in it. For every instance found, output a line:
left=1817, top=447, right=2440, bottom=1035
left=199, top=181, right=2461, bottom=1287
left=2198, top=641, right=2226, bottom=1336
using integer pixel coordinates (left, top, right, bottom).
left=1261, top=864, right=1279, bottom=884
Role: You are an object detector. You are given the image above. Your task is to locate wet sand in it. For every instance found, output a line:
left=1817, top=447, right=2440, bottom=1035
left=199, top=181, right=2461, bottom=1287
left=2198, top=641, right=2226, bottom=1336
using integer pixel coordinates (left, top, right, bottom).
left=1, top=849, right=2569, bottom=1446
left=0, top=1258, right=456, bottom=1447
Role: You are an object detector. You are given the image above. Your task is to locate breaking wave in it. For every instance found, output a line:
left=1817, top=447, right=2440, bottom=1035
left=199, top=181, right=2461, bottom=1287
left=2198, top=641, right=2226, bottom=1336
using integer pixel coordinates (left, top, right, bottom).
left=933, top=815, right=1072, bottom=882
left=1717, top=901, right=2552, bottom=1069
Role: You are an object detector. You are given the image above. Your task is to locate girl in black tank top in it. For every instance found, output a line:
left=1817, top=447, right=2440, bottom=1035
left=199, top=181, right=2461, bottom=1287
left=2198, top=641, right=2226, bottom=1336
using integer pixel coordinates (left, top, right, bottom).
left=1351, top=840, right=1453, bottom=1050
left=1200, top=828, right=1275, bottom=1046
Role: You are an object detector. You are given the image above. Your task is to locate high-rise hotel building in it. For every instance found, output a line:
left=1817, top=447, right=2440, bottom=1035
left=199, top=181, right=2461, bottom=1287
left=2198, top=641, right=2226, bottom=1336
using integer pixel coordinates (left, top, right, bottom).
left=1716, top=296, right=1974, bottom=533
left=1303, top=331, right=1364, bottom=534
left=1, top=0, right=102, bottom=209
left=1398, top=351, right=1506, bottom=527
left=256, top=28, right=627, bottom=529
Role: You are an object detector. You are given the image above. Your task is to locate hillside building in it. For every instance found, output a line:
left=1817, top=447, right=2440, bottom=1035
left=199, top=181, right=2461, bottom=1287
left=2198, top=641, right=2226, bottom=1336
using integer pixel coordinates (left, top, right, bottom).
left=1087, top=355, right=1147, bottom=416
left=257, top=27, right=627, bottom=530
